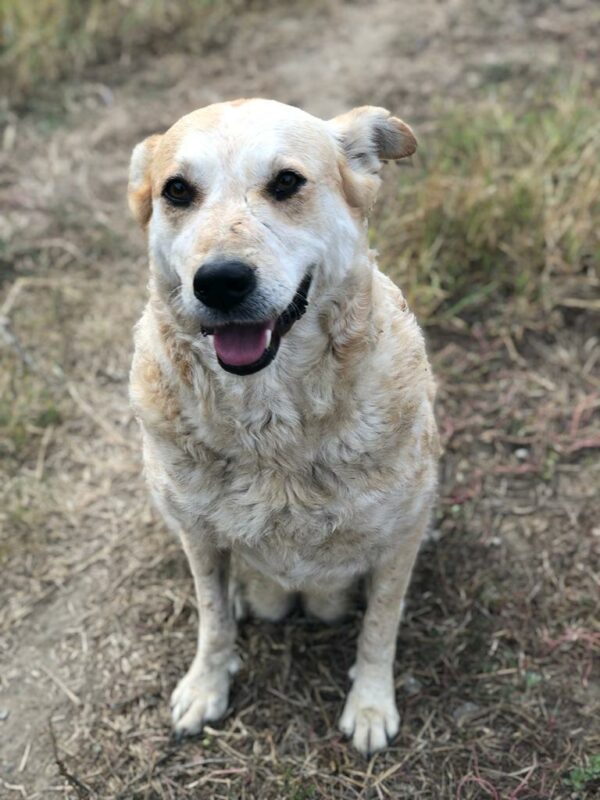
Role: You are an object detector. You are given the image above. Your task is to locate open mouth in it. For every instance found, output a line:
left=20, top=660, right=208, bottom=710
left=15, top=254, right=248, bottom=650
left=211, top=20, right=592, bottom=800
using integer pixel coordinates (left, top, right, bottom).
left=202, top=273, right=312, bottom=376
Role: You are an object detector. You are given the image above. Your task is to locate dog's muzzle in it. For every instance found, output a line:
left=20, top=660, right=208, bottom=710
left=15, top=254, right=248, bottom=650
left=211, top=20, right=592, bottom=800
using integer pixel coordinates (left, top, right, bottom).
left=201, top=273, right=312, bottom=376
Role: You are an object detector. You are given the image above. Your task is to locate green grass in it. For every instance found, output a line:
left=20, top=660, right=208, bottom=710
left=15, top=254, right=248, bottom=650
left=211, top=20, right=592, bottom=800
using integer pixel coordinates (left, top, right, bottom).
left=0, top=0, right=215, bottom=106
left=0, top=367, right=62, bottom=461
left=565, top=755, right=600, bottom=794
left=375, top=84, right=600, bottom=324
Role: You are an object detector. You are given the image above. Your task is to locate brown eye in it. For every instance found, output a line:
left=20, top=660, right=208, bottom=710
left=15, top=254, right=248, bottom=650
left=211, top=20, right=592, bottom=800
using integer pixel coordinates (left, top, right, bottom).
left=162, top=177, right=195, bottom=207
left=268, top=170, right=306, bottom=201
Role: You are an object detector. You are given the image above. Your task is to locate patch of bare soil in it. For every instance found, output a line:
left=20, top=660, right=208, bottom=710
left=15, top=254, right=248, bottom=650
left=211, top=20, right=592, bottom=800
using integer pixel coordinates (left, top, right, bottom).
left=1, top=1, right=598, bottom=798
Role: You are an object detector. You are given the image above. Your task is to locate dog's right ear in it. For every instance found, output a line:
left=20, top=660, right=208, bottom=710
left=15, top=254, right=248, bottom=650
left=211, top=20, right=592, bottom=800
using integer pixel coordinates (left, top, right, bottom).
left=128, top=134, right=162, bottom=227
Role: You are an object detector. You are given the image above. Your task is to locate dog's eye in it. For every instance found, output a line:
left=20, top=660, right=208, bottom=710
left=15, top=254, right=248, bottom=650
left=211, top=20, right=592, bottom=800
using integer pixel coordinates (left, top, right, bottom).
left=268, top=170, right=306, bottom=201
left=162, top=178, right=195, bottom=207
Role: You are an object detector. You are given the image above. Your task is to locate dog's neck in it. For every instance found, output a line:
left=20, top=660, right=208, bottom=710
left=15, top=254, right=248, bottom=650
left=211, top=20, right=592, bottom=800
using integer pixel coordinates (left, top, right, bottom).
left=147, top=251, right=378, bottom=422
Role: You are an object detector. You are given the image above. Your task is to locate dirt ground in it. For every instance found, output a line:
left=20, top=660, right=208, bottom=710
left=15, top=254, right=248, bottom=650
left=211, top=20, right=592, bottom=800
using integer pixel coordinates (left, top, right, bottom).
left=1, top=0, right=599, bottom=798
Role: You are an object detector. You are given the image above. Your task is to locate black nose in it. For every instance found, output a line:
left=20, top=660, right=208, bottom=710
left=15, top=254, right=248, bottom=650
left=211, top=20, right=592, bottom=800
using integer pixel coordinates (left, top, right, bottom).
left=193, top=260, right=256, bottom=312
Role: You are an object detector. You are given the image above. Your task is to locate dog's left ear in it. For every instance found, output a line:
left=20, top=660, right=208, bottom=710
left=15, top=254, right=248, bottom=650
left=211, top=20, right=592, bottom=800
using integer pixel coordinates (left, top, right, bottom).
left=329, top=106, right=416, bottom=211
left=128, top=134, right=162, bottom=228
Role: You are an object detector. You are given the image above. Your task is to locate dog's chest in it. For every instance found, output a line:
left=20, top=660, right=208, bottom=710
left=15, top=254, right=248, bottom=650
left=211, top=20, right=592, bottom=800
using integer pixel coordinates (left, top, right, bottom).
left=174, top=395, right=424, bottom=586
left=208, top=446, right=401, bottom=586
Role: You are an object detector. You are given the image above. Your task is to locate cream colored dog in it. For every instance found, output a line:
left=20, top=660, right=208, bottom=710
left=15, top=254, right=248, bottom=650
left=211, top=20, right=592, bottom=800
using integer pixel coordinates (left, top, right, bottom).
left=128, top=99, right=439, bottom=756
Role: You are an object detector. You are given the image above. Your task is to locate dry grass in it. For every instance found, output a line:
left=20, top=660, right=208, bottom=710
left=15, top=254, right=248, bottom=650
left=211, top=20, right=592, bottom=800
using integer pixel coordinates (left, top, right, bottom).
left=0, top=2, right=599, bottom=795
left=0, top=0, right=225, bottom=107
left=375, top=82, right=600, bottom=325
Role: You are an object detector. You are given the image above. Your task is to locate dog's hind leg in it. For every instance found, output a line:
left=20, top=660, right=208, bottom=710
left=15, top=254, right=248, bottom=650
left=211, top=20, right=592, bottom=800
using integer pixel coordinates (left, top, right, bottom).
left=302, top=583, right=352, bottom=623
left=232, top=554, right=296, bottom=622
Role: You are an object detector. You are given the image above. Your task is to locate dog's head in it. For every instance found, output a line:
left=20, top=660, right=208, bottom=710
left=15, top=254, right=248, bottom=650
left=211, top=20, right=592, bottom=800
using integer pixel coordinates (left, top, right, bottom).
left=129, top=99, right=415, bottom=375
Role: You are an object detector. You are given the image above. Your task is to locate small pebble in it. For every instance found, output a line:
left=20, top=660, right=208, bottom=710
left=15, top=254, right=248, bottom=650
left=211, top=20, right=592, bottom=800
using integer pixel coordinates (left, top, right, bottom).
left=452, top=702, right=480, bottom=725
left=0, top=709, right=9, bottom=722
left=403, top=675, right=422, bottom=696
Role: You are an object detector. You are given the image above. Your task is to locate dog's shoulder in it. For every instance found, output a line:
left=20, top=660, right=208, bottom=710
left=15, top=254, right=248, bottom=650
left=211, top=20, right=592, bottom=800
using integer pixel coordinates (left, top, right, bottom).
left=129, top=304, right=187, bottom=434
left=371, top=270, right=437, bottom=402
left=364, top=270, right=440, bottom=462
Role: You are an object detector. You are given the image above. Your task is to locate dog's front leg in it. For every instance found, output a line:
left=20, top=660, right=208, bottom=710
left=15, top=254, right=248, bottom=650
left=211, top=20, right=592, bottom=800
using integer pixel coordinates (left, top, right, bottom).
left=171, top=534, right=238, bottom=737
left=339, top=517, right=427, bottom=756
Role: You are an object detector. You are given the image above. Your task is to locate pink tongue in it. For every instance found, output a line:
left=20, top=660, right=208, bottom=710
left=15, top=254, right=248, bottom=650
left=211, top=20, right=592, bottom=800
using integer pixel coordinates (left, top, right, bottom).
left=213, top=321, right=274, bottom=367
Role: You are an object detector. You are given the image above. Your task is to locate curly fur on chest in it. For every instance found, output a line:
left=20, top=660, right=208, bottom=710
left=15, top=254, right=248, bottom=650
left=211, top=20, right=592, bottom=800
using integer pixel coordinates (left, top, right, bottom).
left=131, top=270, right=439, bottom=588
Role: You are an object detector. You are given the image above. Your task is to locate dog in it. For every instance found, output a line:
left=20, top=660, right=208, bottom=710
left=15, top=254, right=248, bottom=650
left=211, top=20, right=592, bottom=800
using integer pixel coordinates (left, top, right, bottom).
left=128, top=98, right=440, bottom=756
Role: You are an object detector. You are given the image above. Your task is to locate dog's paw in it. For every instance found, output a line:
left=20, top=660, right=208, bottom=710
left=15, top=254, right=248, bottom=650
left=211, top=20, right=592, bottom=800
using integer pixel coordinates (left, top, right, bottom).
left=339, top=679, right=400, bottom=757
left=171, top=656, right=239, bottom=737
